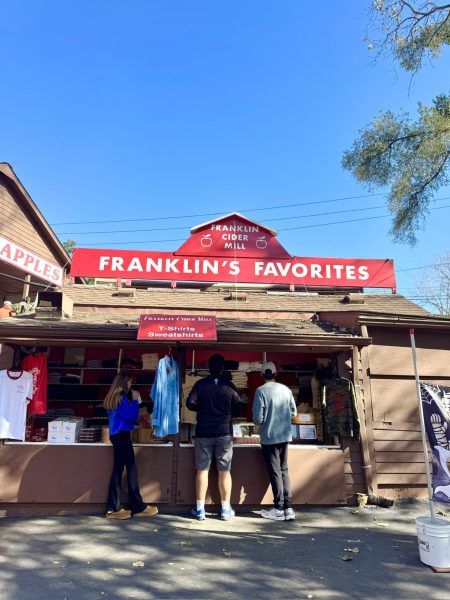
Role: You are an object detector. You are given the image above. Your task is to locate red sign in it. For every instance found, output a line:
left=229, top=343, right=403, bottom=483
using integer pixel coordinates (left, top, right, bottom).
left=70, top=213, right=397, bottom=290
left=137, top=314, right=217, bottom=341
left=175, top=213, right=290, bottom=258
left=71, top=248, right=396, bottom=289
left=0, top=235, right=64, bottom=287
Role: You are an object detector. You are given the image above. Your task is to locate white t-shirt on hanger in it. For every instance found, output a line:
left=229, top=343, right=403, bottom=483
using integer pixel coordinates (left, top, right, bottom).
left=0, top=370, right=33, bottom=440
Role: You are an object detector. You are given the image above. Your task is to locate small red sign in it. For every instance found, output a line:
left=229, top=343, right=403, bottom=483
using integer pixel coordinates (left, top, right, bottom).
left=137, top=314, right=217, bottom=341
left=175, top=213, right=290, bottom=258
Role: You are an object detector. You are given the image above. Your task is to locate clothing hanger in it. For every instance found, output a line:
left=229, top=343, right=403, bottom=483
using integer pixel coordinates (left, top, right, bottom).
left=11, top=349, right=22, bottom=371
left=189, top=349, right=197, bottom=376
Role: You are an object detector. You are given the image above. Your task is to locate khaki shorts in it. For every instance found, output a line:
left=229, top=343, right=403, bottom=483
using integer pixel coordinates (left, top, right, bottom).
left=195, top=436, right=233, bottom=471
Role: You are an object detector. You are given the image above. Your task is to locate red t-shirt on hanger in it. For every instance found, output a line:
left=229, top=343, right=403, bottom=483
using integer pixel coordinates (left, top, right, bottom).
left=22, top=353, right=48, bottom=414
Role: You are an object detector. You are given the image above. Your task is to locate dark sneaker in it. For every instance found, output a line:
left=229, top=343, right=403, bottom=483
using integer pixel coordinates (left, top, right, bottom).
left=191, top=507, right=206, bottom=521
left=220, top=507, right=235, bottom=521
left=261, top=508, right=285, bottom=521
left=284, top=508, right=295, bottom=521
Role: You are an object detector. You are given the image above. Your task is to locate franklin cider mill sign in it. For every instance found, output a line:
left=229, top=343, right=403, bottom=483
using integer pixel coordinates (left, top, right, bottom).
left=70, top=212, right=397, bottom=289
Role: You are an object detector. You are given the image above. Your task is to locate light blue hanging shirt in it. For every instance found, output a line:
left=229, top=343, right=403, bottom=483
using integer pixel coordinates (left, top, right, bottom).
left=151, top=356, right=180, bottom=438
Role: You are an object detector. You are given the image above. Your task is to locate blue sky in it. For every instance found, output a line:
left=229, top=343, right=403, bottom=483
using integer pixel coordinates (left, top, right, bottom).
left=1, top=1, right=449, bottom=305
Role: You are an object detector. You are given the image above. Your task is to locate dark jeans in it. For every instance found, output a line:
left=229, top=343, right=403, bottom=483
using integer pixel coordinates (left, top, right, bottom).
left=261, top=442, right=292, bottom=510
left=107, top=430, right=147, bottom=513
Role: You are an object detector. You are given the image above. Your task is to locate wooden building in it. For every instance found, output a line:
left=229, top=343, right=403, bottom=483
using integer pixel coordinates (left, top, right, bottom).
left=1, top=283, right=448, bottom=515
left=0, top=162, right=69, bottom=300
left=1, top=165, right=449, bottom=515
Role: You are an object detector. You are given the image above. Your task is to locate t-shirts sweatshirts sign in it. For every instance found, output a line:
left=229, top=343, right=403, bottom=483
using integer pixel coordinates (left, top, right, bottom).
left=0, top=370, right=33, bottom=440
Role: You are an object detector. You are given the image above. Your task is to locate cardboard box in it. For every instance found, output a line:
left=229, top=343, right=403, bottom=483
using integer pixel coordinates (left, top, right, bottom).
left=62, top=417, right=84, bottom=439
left=137, top=428, right=153, bottom=444
left=101, top=427, right=111, bottom=444
left=48, top=418, right=67, bottom=433
left=292, top=410, right=317, bottom=425
left=299, top=425, right=317, bottom=440
left=47, top=431, right=64, bottom=443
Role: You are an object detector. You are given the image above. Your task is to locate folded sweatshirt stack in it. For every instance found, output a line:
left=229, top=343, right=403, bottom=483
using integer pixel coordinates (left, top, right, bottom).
left=78, top=427, right=102, bottom=443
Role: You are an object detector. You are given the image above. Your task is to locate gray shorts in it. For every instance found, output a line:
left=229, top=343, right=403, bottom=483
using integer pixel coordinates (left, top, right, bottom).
left=195, top=436, right=233, bottom=471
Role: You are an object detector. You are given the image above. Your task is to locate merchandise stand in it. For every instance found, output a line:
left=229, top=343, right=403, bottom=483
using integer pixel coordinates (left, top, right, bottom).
left=0, top=338, right=357, bottom=514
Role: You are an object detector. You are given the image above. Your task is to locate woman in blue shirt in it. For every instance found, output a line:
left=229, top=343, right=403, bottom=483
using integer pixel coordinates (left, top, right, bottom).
left=104, top=372, right=158, bottom=520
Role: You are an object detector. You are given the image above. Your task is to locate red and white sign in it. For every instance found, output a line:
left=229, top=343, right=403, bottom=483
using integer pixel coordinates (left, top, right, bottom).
left=0, top=235, right=64, bottom=287
left=137, top=314, right=217, bottom=341
left=176, top=213, right=290, bottom=258
left=70, top=213, right=397, bottom=290
left=71, top=248, right=396, bottom=288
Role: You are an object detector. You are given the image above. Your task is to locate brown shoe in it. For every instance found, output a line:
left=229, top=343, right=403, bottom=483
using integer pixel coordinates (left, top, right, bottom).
left=134, top=505, right=158, bottom=517
left=106, top=508, right=132, bottom=520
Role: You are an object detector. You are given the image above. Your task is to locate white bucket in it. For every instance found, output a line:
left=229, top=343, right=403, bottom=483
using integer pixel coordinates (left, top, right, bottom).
left=416, top=516, right=450, bottom=569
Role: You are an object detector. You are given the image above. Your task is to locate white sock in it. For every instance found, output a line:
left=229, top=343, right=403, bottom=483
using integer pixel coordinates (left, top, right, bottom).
left=221, top=500, right=230, bottom=511
left=196, top=500, right=205, bottom=511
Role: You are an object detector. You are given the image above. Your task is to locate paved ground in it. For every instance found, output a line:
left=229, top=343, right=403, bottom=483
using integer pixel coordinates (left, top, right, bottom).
left=0, top=500, right=449, bottom=600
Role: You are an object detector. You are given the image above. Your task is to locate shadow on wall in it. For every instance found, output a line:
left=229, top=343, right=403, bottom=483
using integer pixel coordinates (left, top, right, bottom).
left=0, top=444, right=113, bottom=515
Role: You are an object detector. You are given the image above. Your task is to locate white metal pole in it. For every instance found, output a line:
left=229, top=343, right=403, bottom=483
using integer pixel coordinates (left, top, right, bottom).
left=410, top=328, right=437, bottom=523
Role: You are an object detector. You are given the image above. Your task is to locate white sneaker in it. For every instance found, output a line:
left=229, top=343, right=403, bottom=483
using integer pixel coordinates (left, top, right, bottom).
left=261, top=508, right=285, bottom=521
left=284, top=508, right=295, bottom=521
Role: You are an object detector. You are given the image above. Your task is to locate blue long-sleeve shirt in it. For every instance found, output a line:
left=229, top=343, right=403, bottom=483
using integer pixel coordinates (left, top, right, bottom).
left=253, top=382, right=297, bottom=445
left=108, top=393, right=139, bottom=435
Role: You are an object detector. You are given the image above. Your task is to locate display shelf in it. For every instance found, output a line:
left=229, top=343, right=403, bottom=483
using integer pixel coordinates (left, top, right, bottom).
left=47, top=398, right=103, bottom=402
left=186, top=367, right=315, bottom=374
left=5, top=441, right=174, bottom=447
left=48, top=366, right=156, bottom=371
left=47, top=383, right=151, bottom=386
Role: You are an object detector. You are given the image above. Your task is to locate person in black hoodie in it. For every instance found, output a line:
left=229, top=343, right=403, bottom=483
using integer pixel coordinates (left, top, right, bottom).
left=186, top=353, right=242, bottom=521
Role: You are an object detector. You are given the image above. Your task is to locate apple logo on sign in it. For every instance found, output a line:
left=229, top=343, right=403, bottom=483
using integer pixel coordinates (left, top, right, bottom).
left=256, top=236, right=267, bottom=249
left=201, top=234, right=213, bottom=248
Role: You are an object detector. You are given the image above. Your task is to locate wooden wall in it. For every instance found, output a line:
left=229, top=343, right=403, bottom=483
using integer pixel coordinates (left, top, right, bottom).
left=366, top=326, right=450, bottom=499
left=0, top=176, right=61, bottom=264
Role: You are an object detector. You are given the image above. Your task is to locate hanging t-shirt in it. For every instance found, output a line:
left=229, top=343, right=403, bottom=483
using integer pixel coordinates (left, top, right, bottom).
left=22, top=353, right=48, bottom=414
left=0, top=370, right=33, bottom=440
left=322, top=377, right=360, bottom=439
left=150, top=356, right=180, bottom=438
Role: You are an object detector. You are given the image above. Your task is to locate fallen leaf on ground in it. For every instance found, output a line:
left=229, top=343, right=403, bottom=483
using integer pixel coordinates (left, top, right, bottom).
left=344, top=547, right=360, bottom=553
left=350, top=508, right=359, bottom=514
left=132, top=561, right=145, bottom=567
left=340, top=555, right=353, bottom=561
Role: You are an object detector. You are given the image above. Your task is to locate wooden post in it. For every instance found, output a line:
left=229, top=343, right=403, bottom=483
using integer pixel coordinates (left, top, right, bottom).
left=359, top=325, right=378, bottom=494
left=352, top=345, right=375, bottom=495
left=22, top=274, right=31, bottom=299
